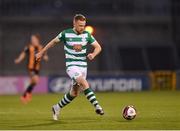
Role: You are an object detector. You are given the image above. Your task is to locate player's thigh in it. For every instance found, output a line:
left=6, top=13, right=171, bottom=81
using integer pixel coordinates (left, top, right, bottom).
left=67, top=66, right=88, bottom=88
left=81, top=67, right=87, bottom=79
left=76, top=76, right=89, bottom=89
left=66, top=66, right=83, bottom=81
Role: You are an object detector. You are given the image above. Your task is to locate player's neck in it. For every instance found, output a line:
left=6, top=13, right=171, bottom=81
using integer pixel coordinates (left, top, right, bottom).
left=73, top=28, right=82, bottom=35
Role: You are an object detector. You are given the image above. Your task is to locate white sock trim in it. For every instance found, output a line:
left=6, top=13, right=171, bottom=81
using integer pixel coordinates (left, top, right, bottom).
left=86, top=92, right=94, bottom=98
left=62, top=98, right=67, bottom=105
left=93, top=100, right=98, bottom=105
left=59, top=102, right=63, bottom=107
left=64, top=94, right=71, bottom=103
left=89, top=96, right=96, bottom=101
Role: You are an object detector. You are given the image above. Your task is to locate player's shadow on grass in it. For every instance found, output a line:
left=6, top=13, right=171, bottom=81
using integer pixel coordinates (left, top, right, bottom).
left=11, top=117, right=99, bottom=128
left=11, top=120, right=63, bottom=128
left=62, top=117, right=99, bottom=124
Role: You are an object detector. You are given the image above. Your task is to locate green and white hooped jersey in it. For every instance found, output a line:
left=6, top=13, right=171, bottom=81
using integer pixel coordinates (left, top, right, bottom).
left=57, top=28, right=96, bottom=69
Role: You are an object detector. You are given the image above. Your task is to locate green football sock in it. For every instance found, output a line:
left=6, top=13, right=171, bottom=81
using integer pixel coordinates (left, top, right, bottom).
left=84, top=88, right=99, bottom=107
left=58, top=92, right=75, bottom=108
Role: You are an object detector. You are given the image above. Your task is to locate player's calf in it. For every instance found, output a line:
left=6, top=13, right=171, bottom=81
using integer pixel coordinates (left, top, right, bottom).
left=83, top=87, right=104, bottom=115
left=76, top=77, right=104, bottom=115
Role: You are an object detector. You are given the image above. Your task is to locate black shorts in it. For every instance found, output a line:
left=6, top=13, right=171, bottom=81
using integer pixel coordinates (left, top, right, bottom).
left=28, top=69, right=39, bottom=76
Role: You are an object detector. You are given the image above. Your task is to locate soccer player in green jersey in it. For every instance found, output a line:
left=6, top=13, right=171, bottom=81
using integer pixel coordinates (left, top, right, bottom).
left=36, top=14, right=104, bottom=120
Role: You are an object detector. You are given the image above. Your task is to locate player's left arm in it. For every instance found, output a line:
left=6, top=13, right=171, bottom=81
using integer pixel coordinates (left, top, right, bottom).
left=87, top=41, right=102, bottom=60
left=14, top=51, right=26, bottom=64
left=14, top=46, right=28, bottom=64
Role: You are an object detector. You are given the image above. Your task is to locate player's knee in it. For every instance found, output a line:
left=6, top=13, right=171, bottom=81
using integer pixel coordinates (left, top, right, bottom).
left=35, top=79, right=38, bottom=84
left=77, top=78, right=89, bottom=89
left=31, top=80, right=37, bottom=85
left=70, top=90, right=79, bottom=97
left=75, top=76, right=89, bottom=90
left=82, top=79, right=88, bottom=87
left=31, top=76, right=39, bottom=85
left=72, top=91, right=79, bottom=97
left=70, top=83, right=80, bottom=97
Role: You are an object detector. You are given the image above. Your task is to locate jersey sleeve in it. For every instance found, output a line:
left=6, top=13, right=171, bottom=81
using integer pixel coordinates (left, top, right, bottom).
left=88, top=33, right=96, bottom=45
left=57, top=30, right=65, bottom=43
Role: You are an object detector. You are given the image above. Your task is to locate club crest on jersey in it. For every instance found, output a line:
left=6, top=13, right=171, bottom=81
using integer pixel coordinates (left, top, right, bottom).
left=73, top=44, right=82, bottom=52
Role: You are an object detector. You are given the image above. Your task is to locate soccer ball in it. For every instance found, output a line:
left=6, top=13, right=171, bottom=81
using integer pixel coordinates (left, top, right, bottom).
left=122, top=105, right=137, bottom=120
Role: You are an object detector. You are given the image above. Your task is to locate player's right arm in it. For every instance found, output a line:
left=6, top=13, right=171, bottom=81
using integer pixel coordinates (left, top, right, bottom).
left=36, top=37, right=60, bottom=61
left=14, top=47, right=27, bottom=64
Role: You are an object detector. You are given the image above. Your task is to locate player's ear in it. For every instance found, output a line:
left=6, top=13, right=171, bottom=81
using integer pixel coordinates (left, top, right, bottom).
left=73, top=20, right=75, bottom=26
left=73, top=20, right=76, bottom=27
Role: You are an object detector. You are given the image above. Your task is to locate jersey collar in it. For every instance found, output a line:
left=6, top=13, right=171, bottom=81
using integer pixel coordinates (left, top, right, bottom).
left=72, top=28, right=85, bottom=35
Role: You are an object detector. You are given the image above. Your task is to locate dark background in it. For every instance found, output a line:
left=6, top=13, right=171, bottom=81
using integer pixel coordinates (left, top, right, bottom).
left=0, top=0, right=180, bottom=75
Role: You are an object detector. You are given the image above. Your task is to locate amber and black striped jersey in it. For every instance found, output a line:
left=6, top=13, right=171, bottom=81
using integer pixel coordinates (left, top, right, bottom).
left=24, top=44, right=42, bottom=71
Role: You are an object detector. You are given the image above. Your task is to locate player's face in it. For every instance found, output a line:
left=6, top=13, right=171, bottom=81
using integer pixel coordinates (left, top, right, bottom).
left=31, top=35, right=40, bottom=46
left=74, top=20, right=86, bottom=34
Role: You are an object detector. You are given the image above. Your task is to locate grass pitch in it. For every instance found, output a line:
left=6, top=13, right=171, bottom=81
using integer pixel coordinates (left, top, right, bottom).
left=0, top=91, right=180, bottom=130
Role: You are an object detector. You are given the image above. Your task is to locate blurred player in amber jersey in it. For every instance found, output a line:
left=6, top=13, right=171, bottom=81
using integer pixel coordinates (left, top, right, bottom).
left=14, top=34, right=48, bottom=104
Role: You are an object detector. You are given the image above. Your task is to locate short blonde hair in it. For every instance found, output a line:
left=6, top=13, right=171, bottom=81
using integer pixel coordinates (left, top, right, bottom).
left=74, top=14, right=86, bottom=21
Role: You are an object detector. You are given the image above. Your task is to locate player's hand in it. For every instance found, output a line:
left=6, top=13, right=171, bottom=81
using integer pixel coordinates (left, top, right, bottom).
left=36, top=51, right=44, bottom=62
left=43, top=55, right=49, bottom=62
left=14, top=59, right=20, bottom=64
left=87, top=53, right=95, bottom=60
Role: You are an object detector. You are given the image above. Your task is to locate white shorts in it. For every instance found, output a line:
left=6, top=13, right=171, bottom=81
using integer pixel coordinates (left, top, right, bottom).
left=66, top=66, right=87, bottom=84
